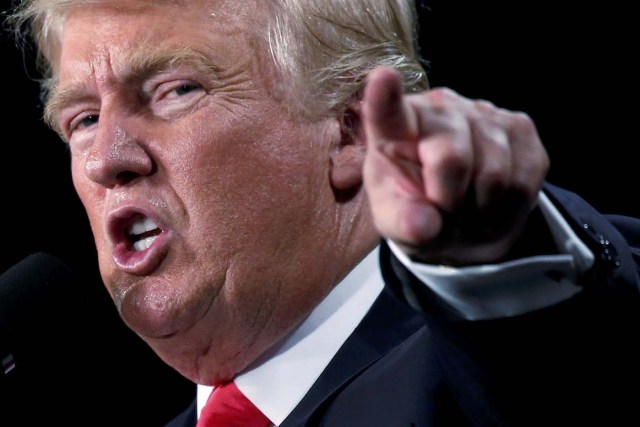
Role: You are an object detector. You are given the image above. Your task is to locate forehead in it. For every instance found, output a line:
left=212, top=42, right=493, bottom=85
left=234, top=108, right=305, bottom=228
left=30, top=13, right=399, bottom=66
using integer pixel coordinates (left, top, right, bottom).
left=61, top=0, right=254, bottom=21
left=56, top=0, right=261, bottom=74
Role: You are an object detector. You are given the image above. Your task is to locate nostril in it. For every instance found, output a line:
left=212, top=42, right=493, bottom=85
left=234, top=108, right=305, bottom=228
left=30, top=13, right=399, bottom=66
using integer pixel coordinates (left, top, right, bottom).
left=115, top=171, right=141, bottom=185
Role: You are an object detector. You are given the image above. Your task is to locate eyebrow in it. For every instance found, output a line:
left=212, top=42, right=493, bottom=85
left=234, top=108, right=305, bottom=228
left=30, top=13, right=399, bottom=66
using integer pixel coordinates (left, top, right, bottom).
left=45, top=46, right=220, bottom=132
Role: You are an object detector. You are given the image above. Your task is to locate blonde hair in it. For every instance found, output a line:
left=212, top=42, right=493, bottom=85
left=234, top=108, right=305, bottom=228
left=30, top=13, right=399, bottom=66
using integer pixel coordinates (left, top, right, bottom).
left=264, top=0, right=428, bottom=118
left=6, top=0, right=429, bottom=118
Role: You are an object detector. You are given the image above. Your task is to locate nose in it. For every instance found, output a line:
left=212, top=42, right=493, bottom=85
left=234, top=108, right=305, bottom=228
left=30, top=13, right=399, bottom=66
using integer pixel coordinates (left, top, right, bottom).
left=84, top=112, right=154, bottom=188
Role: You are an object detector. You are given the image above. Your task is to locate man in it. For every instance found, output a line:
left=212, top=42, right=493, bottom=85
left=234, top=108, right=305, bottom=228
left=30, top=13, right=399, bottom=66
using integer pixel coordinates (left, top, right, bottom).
left=6, top=0, right=639, bottom=426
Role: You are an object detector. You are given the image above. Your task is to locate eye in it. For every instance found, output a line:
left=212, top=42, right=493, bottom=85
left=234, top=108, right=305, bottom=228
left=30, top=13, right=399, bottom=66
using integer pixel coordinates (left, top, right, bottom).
left=147, top=76, right=207, bottom=117
left=78, top=114, right=100, bottom=128
left=173, top=83, right=201, bottom=97
left=69, top=113, right=99, bottom=134
left=159, top=82, right=204, bottom=102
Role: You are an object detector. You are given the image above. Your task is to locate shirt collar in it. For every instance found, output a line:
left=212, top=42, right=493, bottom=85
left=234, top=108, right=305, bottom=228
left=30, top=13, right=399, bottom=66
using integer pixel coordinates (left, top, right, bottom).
left=197, top=245, right=384, bottom=425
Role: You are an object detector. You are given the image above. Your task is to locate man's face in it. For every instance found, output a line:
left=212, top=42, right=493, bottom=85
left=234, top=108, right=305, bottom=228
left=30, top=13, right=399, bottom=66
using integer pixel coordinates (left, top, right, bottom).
left=53, top=0, right=345, bottom=384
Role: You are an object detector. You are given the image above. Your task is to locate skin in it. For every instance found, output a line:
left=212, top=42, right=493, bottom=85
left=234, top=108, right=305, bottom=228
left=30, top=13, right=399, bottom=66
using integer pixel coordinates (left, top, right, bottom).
left=48, top=0, right=549, bottom=386
left=363, top=69, right=549, bottom=265
left=51, top=0, right=377, bottom=385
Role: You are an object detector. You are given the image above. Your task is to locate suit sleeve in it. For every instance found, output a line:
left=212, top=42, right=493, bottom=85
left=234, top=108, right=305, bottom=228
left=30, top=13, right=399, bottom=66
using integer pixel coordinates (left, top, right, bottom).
left=380, top=181, right=640, bottom=426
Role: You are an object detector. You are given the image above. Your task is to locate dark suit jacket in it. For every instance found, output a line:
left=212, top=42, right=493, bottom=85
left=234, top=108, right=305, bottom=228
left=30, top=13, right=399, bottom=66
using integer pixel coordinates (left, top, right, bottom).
left=167, top=183, right=640, bottom=426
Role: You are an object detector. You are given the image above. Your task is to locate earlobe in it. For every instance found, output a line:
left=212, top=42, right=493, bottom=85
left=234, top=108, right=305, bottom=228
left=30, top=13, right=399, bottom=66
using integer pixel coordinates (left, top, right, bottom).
left=329, top=104, right=366, bottom=193
left=330, top=144, right=366, bottom=191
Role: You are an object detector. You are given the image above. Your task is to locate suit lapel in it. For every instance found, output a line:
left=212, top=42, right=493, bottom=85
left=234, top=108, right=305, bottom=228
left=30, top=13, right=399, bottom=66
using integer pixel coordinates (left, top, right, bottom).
left=164, top=399, right=197, bottom=427
left=281, top=243, right=424, bottom=425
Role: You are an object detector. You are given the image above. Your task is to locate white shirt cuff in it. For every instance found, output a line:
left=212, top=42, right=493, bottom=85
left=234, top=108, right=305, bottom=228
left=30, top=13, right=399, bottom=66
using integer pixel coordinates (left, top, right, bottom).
left=387, top=191, right=595, bottom=320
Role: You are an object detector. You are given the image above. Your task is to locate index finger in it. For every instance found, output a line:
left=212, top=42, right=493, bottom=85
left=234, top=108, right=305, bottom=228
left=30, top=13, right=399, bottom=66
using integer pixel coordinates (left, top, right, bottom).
left=363, top=67, right=418, bottom=147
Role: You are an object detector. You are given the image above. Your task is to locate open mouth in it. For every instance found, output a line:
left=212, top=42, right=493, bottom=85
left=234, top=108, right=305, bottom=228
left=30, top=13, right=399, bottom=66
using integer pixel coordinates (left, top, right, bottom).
left=127, top=216, right=162, bottom=252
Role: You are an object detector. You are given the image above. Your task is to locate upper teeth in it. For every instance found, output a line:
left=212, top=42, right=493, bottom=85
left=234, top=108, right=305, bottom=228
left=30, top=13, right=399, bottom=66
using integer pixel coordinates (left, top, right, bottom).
left=128, top=217, right=160, bottom=252
left=128, top=217, right=158, bottom=237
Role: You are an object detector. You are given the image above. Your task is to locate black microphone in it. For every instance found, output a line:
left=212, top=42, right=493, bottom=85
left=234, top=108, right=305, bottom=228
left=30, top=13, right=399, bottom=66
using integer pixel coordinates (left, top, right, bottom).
left=0, top=252, right=73, bottom=381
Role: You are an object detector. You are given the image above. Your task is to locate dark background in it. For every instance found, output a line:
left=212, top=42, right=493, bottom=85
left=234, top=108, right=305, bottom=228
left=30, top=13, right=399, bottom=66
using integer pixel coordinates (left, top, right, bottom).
left=1, top=1, right=637, bottom=425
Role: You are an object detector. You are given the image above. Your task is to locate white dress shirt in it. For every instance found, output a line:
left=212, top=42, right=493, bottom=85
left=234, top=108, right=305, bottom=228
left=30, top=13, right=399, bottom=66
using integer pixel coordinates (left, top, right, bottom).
left=197, top=192, right=595, bottom=425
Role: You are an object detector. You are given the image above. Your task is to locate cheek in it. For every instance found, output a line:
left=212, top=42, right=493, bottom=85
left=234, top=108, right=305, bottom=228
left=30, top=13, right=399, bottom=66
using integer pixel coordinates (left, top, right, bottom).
left=175, top=131, right=328, bottom=260
left=71, top=159, right=96, bottom=215
left=177, top=118, right=315, bottom=206
left=70, top=156, right=110, bottom=255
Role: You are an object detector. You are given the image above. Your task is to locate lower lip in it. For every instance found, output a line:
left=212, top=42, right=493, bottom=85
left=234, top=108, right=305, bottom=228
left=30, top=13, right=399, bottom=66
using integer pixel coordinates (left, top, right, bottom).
left=112, top=231, right=171, bottom=275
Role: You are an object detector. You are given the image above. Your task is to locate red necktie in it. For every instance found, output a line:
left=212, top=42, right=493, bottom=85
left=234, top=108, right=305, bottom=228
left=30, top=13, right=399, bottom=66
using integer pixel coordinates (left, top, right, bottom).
left=196, top=381, right=271, bottom=427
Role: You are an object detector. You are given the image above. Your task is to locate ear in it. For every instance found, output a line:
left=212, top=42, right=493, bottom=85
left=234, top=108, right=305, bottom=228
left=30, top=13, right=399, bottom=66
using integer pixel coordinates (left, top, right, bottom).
left=329, top=100, right=366, bottom=197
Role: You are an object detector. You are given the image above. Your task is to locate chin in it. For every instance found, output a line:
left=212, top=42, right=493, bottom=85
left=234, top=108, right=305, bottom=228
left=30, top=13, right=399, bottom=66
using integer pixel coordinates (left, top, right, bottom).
left=116, top=277, right=209, bottom=339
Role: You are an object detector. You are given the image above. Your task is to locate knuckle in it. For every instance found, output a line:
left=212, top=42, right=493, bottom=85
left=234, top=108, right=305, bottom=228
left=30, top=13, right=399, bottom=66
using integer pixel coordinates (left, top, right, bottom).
left=426, top=87, right=459, bottom=106
left=477, top=124, right=509, bottom=149
left=473, top=99, right=497, bottom=114
left=509, top=110, right=537, bottom=134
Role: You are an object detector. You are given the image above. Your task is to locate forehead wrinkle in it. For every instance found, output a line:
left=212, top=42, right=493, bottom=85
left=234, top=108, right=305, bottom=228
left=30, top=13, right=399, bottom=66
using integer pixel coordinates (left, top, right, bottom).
left=125, top=42, right=222, bottom=81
